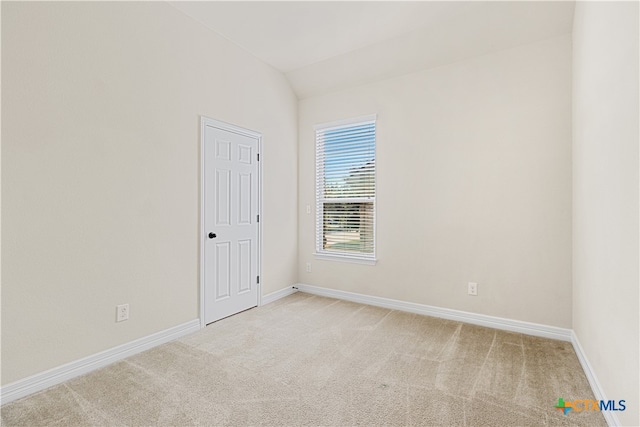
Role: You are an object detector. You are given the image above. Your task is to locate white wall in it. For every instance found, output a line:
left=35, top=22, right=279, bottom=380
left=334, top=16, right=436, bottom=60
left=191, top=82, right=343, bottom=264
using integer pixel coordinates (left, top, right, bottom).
left=298, top=35, right=573, bottom=328
left=1, top=2, right=298, bottom=385
left=572, top=2, right=639, bottom=426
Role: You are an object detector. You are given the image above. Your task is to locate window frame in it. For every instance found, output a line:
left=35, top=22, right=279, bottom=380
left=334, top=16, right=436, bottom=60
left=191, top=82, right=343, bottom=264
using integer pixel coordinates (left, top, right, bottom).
left=314, top=114, right=377, bottom=265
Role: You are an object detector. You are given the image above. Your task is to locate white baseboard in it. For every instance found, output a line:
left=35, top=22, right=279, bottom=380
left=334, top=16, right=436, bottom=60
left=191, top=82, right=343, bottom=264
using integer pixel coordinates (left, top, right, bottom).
left=571, top=332, right=619, bottom=427
left=261, top=285, right=298, bottom=306
left=1, top=319, right=200, bottom=406
left=295, top=283, right=572, bottom=341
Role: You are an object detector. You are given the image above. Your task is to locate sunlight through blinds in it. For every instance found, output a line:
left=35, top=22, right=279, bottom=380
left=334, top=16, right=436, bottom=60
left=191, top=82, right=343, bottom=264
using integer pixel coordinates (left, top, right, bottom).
left=315, top=115, right=376, bottom=258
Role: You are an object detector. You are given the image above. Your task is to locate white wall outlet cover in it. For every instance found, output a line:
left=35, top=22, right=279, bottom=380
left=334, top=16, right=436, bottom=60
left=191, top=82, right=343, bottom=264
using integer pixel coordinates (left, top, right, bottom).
left=116, top=304, right=129, bottom=322
left=468, top=282, right=478, bottom=296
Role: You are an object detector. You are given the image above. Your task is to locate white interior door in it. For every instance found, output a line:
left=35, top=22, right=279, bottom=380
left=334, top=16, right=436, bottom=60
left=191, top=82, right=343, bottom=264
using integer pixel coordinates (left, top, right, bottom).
left=202, top=118, right=260, bottom=324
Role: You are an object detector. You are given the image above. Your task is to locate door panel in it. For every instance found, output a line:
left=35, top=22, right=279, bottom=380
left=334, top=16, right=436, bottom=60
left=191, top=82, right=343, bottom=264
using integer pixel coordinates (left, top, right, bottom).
left=204, top=120, right=259, bottom=324
left=237, top=239, right=251, bottom=294
left=238, top=173, right=252, bottom=225
left=215, top=242, right=231, bottom=300
left=215, top=169, right=231, bottom=226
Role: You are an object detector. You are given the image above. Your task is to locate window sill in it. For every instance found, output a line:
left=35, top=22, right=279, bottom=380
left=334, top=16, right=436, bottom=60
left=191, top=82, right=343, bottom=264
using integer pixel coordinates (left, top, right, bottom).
left=313, top=253, right=377, bottom=265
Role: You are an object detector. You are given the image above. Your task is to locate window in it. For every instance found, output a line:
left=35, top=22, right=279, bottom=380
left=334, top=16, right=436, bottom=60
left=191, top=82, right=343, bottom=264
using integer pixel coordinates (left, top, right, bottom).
left=315, top=115, right=376, bottom=262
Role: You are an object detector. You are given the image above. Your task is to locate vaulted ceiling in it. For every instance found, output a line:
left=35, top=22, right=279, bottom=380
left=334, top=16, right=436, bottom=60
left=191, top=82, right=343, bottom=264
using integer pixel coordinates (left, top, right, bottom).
left=169, top=1, right=575, bottom=99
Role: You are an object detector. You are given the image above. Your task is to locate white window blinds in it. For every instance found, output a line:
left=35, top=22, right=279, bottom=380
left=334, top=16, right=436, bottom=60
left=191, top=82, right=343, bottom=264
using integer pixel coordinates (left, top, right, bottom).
left=315, top=115, right=376, bottom=259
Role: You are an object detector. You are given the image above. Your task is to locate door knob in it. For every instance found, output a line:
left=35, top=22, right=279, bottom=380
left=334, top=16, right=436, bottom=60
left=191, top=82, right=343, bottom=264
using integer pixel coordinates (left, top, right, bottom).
left=208, top=232, right=217, bottom=239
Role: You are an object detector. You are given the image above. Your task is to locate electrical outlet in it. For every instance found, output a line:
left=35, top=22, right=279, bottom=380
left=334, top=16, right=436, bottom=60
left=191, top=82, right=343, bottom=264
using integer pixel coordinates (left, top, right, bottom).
left=116, top=304, right=129, bottom=322
left=468, top=282, right=478, bottom=296
left=305, top=262, right=312, bottom=273
left=306, top=205, right=311, bottom=214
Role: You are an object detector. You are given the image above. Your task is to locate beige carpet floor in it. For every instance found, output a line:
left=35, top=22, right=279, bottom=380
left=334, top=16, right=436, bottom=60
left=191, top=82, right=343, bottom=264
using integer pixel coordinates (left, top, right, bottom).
left=2, top=292, right=606, bottom=426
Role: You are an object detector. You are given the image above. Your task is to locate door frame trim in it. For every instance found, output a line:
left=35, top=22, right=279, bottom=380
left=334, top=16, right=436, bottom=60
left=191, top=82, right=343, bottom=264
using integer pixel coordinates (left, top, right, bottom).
left=200, top=116, right=262, bottom=329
